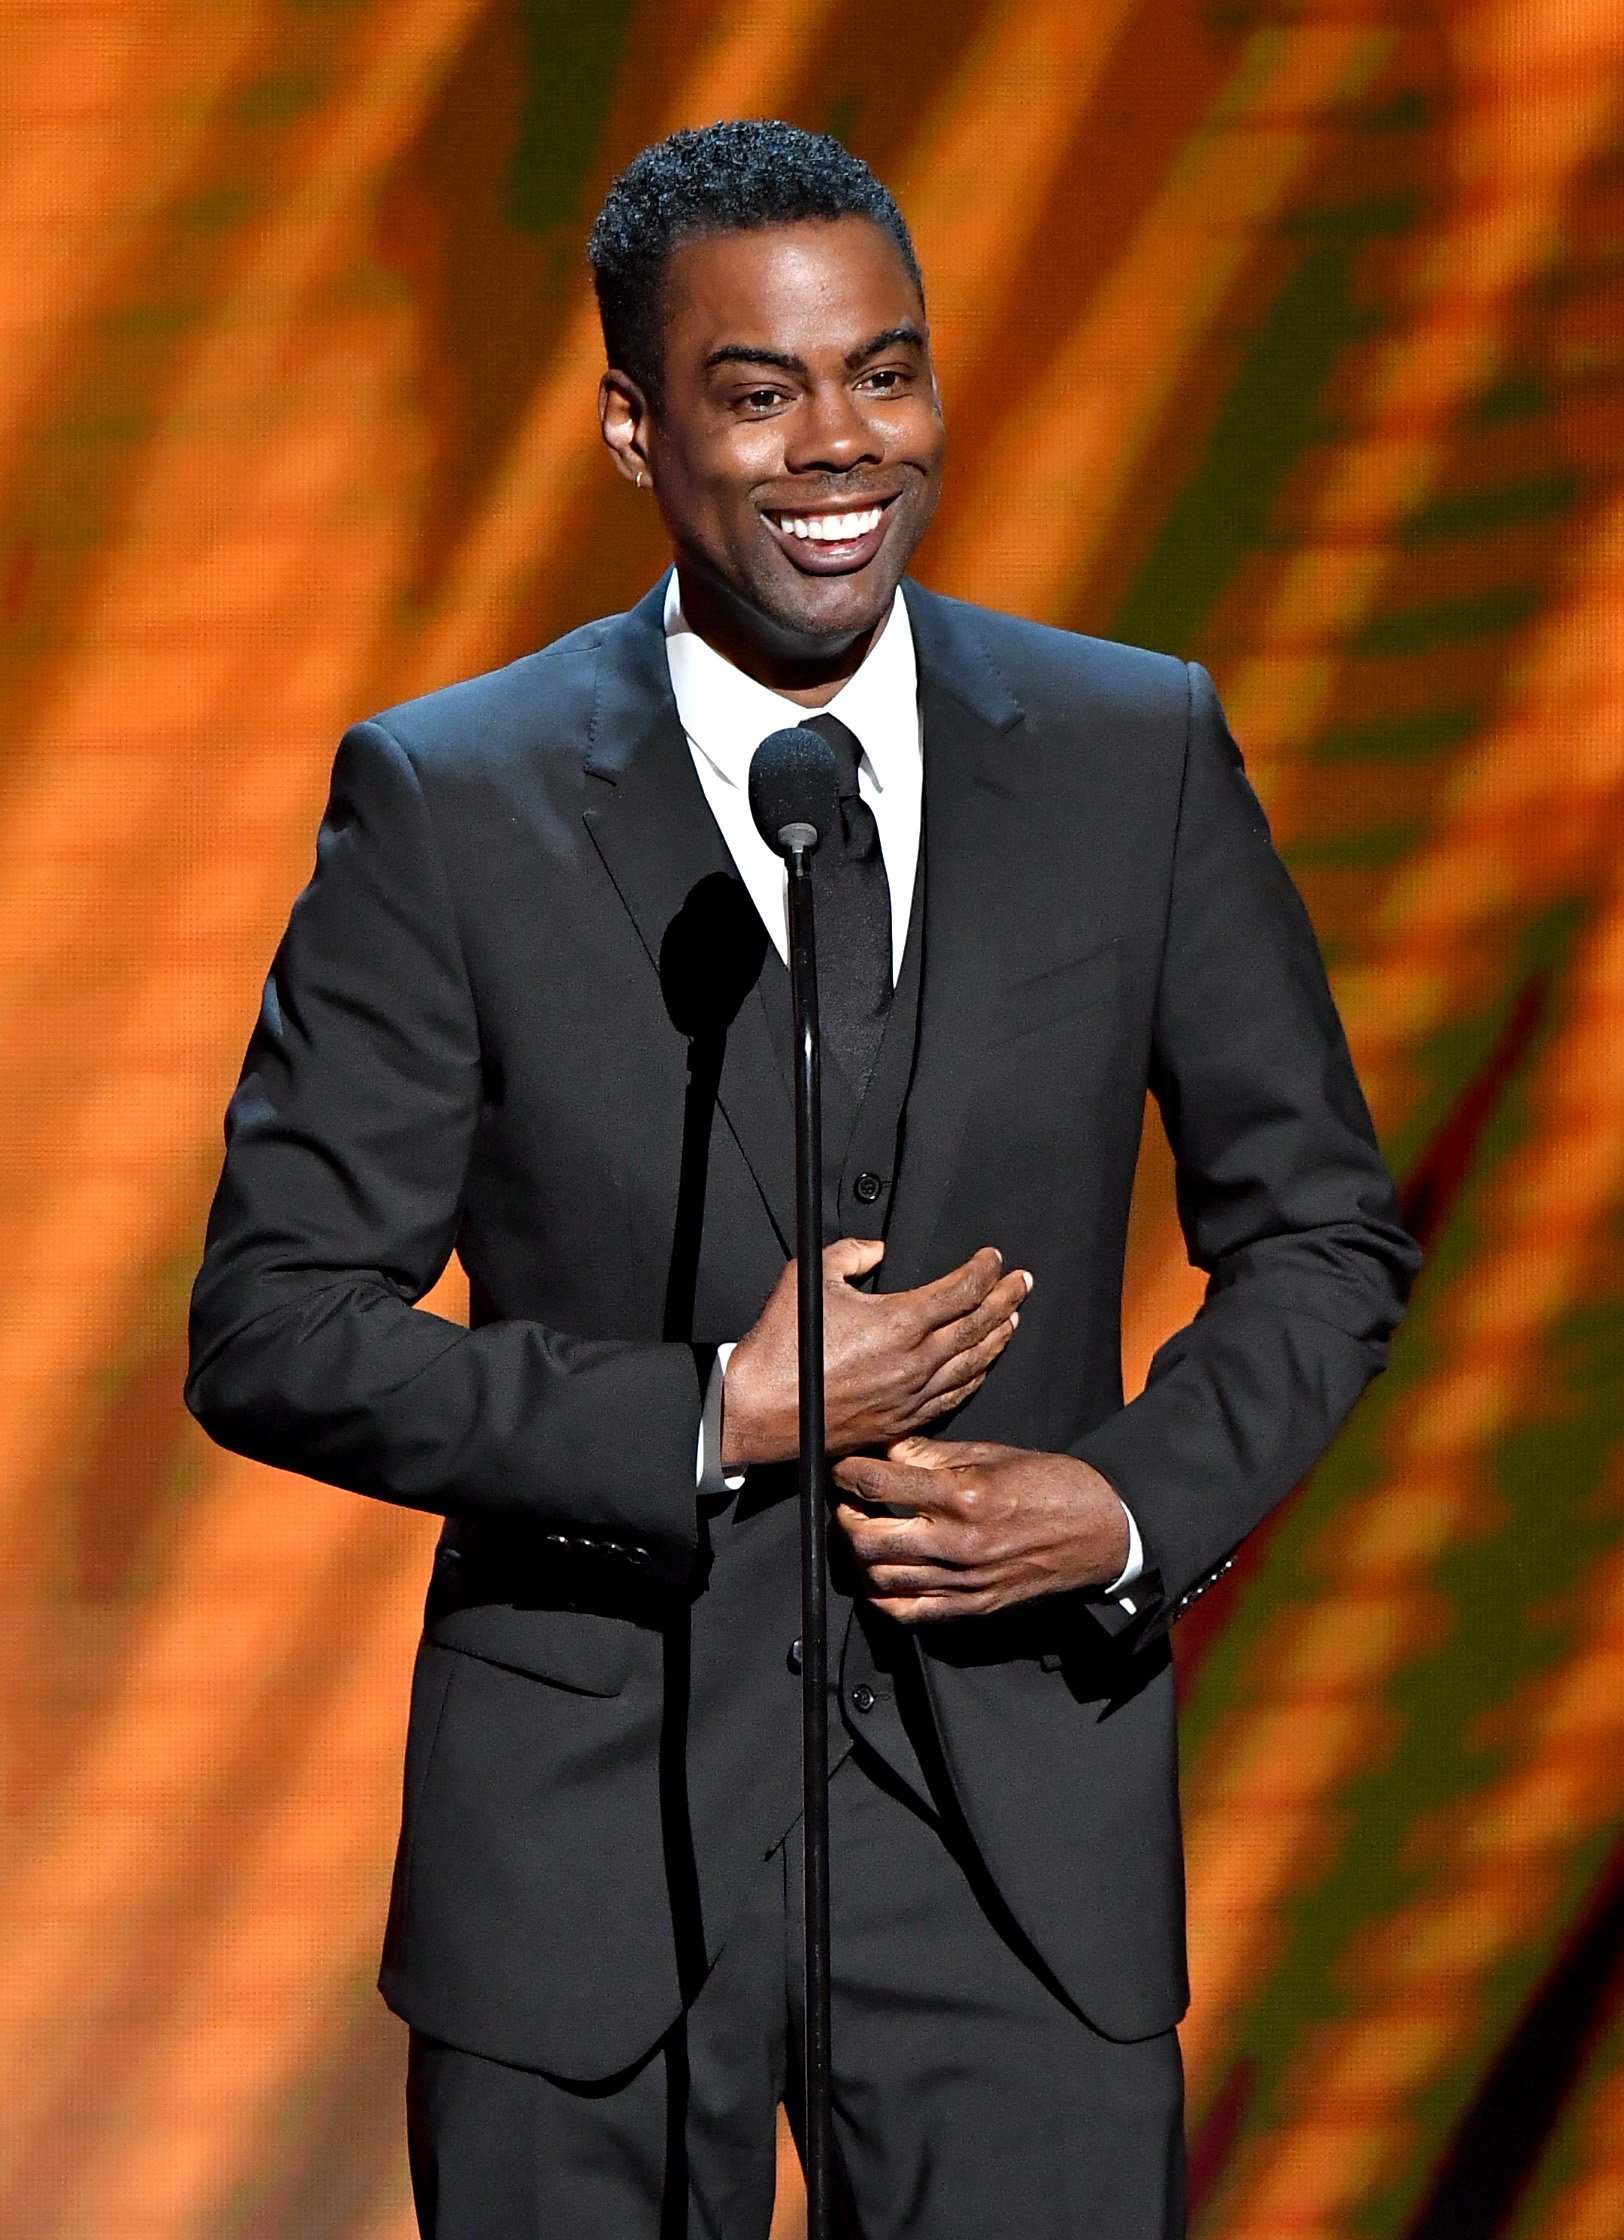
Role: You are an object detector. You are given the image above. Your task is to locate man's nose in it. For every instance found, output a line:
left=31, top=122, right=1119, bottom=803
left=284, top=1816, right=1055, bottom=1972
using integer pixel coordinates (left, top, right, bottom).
left=784, top=381, right=881, bottom=473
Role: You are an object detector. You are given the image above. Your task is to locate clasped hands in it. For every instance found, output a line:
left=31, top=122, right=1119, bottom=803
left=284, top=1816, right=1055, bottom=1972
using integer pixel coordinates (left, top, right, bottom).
left=720, top=1239, right=1129, bottom=1624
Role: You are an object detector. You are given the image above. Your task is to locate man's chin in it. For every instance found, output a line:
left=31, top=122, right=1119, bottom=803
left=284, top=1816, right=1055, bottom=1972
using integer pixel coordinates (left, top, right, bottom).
left=755, top=558, right=901, bottom=655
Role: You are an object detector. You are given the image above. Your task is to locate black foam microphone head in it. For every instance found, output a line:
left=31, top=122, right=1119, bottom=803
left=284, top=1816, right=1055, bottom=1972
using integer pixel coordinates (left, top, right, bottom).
left=748, top=726, right=839, bottom=859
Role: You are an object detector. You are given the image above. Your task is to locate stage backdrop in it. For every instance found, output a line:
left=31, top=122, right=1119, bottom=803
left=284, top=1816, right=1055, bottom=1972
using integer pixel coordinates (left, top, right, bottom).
left=3, top=3, right=1623, bottom=2234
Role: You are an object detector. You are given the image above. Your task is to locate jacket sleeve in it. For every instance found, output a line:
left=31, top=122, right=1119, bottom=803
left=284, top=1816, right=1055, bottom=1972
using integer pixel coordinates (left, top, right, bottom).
left=186, top=718, right=704, bottom=1583
left=1073, top=661, right=1420, bottom=1641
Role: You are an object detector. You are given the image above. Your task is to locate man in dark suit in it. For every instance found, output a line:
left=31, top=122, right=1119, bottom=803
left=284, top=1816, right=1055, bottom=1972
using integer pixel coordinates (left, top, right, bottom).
left=187, top=121, right=1418, bottom=2239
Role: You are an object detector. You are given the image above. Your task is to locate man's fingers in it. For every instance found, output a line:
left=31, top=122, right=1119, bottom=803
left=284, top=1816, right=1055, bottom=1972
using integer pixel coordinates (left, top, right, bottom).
left=840, top=1523, right=940, bottom=1574
left=833, top=1455, right=975, bottom=1526
left=886, top=1435, right=964, bottom=1466
left=960, top=1266, right=1033, bottom=1336
left=835, top=1503, right=996, bottom=1592
left=825, top=1236, right=886, bottom=1284
left=871, top=1589, right=1008, bottom=1625
left=864, top=1561, right=998, bottom=1595
left=889, top=1435, right=1007, bottom=1468
left=831, top=1454, right=908, bottom=1504
left=920, top=1267, right=1031, bottom=1375
left=917, top=1317, right=1016, bottom=1403
left=909, top=1245, right=1005, bottom=1330
left=834, top=1451, right=970, bottom=1506
left=901, top=1372, right=989, bottom=1431
left=835, top=1502, right=943, bottom=1560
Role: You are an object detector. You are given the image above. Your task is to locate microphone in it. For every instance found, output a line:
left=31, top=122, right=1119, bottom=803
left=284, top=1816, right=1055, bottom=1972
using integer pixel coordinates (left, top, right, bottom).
left=748, top=725, right=838, bottom=858
left=746, top=719, right=838, bottom=2237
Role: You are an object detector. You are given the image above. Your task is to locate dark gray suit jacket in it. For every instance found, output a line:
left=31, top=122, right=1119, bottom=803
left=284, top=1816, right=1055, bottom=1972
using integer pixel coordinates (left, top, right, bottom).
left=187, top=576, right=1418, bottom=2079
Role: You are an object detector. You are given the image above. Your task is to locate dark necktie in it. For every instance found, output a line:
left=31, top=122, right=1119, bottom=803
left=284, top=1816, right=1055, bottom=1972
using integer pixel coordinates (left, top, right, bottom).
left=799, top=713, right=892, bottom=1098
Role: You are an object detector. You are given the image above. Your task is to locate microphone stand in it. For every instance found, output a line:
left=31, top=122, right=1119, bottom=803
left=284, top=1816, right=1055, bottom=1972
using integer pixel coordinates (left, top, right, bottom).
left=782, top=824, right=833, bottom=2240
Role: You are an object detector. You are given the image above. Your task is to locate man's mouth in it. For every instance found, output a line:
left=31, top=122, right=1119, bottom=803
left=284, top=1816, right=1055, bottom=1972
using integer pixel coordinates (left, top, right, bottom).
left=774, top=505, right=885, bottom=543
left=763, top=497, right=896, bottom=571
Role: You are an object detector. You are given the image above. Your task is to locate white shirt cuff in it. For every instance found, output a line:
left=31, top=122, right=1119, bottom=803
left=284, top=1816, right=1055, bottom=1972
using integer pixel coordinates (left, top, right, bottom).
left=696, top=1342, right=747, bottom=1496
left=1103, top=1500, right=1145, bottom=1615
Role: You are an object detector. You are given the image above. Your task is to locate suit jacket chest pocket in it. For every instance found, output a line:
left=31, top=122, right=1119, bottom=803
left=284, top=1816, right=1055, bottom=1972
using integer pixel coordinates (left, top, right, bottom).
left=984, top=937, right=1120, bottom=1054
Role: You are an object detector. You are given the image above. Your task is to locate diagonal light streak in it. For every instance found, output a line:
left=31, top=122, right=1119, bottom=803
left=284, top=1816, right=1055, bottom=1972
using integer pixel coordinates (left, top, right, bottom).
left=1216, top=0, right=1624, bottom=810
left=1181, top=840, right=1624, bottom=2143
left=1122, top=0, right=1624, bottom=1405
left=1201, top=1105, right=1624, bottom=2235
left=40, top=1503, right=428, bottom=2240
left=892, top=0, right=1142, bottom=418
left=396, top=0, right=853, bottom=698
left=0, top=0, right=493, bottom=1721
left=0, top=0, right=274, bottom=493
left=927, top=17, right=1396, bottom=621
left=0, top=1448, right=430, bottom=2208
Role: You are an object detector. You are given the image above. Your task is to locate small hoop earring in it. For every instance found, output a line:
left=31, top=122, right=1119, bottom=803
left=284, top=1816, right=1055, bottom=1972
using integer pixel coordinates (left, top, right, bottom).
left=635, top=471, right=646, bottom=489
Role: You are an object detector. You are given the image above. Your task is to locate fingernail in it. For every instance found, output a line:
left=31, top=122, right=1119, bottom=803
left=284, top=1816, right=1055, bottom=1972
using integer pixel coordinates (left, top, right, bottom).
left=1009, top=1310, right=1020, bottom=1330
left=1021, top=1271, right=1035, bottom=1295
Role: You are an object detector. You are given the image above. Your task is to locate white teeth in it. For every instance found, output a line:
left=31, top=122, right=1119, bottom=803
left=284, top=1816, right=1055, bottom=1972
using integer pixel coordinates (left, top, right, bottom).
left=777, top=506, right=883, bottom=543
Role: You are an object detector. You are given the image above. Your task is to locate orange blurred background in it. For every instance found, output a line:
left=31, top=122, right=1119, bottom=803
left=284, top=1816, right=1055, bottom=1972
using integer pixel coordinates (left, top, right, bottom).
left=3, top=3, right=1624, bottom=2235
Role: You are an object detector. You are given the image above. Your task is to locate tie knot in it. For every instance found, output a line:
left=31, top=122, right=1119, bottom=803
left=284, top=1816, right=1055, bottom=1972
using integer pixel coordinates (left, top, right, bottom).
left=800, top=713, right=864, bottom=802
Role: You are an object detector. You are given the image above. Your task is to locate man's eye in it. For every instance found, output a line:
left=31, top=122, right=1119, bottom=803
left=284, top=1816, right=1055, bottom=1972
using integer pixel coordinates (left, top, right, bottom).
left=740, top=388, right=783, bottom=411
left=860, top=368, right=905, bottom=394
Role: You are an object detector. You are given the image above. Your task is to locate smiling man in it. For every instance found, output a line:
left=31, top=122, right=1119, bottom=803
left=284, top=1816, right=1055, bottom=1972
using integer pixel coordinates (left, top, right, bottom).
left=188, top=122, right=1418, bottom=2239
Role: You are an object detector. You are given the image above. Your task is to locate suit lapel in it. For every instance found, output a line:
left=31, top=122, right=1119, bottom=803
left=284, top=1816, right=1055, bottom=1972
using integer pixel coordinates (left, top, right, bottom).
left=577, top=576, right=1029, bottom=1276
left=880, top=582, right=1026, bottom=1292
left=581, top=580, right=796, bottom=1251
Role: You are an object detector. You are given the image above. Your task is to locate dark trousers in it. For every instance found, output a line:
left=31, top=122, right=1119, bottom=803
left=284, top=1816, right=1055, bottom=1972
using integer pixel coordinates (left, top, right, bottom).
left=407, top=1745, right=1185, bottom=2239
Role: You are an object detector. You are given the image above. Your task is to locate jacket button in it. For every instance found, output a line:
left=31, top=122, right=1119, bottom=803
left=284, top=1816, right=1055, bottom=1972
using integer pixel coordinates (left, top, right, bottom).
left=788, top=1638, right=802, bottom=1673
left=853, top=1172, right=885, bottom=1205
left=851, top=1683, right=876, bottom=1714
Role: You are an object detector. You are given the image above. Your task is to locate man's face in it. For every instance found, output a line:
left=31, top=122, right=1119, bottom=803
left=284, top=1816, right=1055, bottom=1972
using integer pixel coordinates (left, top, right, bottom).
left=615, top=216, right=944, bottom=663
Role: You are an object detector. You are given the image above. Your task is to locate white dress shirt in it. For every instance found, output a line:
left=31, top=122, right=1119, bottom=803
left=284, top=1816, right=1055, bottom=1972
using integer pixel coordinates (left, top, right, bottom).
left=662, top=574, right=1143, bottom=1609
left=664, top=571, right=920, bottom=984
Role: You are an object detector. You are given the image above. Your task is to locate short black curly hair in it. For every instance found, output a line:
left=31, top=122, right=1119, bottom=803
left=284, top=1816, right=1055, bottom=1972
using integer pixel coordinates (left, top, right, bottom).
left=587, top=120, right=923, bottom=409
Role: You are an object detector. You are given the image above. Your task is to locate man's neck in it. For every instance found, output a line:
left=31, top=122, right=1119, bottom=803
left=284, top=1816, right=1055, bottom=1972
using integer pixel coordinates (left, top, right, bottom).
left=672, top=562, right=892, bottom=708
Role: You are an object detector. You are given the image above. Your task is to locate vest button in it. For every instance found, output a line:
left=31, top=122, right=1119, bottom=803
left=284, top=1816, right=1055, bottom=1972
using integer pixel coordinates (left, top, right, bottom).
left=851, top=1683, right=877, bottom=1714
left=853, top=1172, right=885, bottom=1205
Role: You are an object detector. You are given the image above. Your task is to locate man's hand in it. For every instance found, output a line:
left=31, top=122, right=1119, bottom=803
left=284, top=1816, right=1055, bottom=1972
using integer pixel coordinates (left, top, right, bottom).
left=832, top=1437, right=1130, bottom=1624
left=720, top=1243, right=1031, bottom=1469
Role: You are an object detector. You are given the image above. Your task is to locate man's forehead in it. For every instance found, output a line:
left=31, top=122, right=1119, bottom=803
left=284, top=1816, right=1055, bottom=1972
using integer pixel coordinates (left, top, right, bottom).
left=663, top=218, right=924, bottom=353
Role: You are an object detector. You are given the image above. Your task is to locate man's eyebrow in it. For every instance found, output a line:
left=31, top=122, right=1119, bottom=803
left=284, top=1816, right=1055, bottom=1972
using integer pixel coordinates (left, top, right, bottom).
left=846, top=323, right=926, bottom=367
left=702, top=343, right=806, bottom=376
left=701, top=325, right=927, bottom=378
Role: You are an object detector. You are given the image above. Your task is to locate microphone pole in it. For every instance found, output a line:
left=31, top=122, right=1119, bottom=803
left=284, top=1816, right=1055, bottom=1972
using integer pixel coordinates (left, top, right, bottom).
left=748, top=728, right=839, bottom=2240
left=786, top=827, right=832, bottom=2239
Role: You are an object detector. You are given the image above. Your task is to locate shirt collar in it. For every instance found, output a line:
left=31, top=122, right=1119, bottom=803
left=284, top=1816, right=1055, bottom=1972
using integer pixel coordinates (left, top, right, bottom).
left=663, top=571, right=918, bottom=796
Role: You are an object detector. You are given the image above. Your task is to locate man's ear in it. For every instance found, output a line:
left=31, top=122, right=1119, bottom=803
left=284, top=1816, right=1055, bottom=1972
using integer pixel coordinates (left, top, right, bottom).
left=599, top=371, right=654, bottom=487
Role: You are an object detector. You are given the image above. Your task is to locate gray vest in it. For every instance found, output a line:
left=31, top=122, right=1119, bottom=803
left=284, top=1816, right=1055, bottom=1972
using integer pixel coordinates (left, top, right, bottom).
left=755, top=877, right=940, bottom=1809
